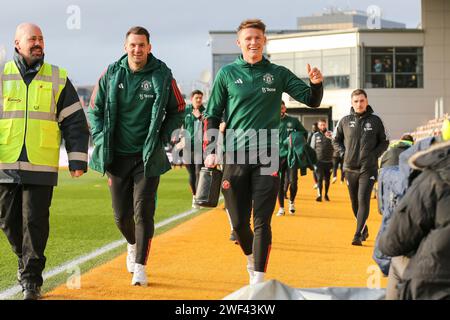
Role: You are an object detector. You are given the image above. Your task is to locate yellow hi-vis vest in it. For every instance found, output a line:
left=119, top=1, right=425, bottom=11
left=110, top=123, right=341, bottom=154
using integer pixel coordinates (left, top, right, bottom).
left=0, top=61, right=67, bottom=172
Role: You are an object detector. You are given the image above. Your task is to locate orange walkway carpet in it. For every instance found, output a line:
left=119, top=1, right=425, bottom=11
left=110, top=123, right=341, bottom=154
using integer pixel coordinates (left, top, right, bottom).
left=45, top=173, right=387, bottom=300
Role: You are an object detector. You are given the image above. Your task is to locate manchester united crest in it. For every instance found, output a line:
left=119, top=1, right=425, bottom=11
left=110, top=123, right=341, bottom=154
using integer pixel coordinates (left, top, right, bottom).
left=141, top=80, right=152, bottom=91
left=263, top=73, right=274, bottom=85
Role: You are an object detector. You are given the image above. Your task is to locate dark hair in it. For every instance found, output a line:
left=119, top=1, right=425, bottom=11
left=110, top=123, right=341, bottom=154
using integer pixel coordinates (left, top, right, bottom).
left=126, top=26, right=150, bottom=43
left=281, top=100, right=285, bottom=106
left=318, top=119, right=327, bottom=124
left=351, top=89, right=367, bottom=98
left=191, top=90, right=203, bottom=98
left=237, top=19, right=266, bottom=33
left=400, top=134, right=414, bottom=142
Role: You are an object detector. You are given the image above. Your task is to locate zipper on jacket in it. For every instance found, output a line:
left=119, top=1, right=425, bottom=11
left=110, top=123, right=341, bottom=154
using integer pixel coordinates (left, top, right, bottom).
left=23, top=82, right=30, bottom=150
left=354, top=116, right=362, bottom=168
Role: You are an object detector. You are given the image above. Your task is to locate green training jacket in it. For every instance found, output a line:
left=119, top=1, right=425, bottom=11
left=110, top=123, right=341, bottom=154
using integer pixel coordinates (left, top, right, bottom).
left=279, top=114, right=307, bottom=158
left=183, top=104, right=205, bottom=148
left=88, top=53, right=186, bottom=177
left=204, top=55, right=323, bottom=152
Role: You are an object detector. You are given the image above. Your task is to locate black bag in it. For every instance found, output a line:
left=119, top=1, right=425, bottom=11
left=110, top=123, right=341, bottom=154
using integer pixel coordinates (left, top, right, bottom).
left=194, top=167, right=223, bottom=207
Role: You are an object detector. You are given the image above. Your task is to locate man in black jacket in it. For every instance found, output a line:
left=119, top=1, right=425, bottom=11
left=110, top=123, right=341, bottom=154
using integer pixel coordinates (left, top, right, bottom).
left=333, top=89, right=389, bottom=246
left=310, top=119, right=334, bottom=202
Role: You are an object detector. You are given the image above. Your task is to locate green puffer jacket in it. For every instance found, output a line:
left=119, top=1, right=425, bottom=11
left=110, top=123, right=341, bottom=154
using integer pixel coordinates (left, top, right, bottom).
left=88, top=54, right=185, bottom=177
left=285, top=131, right=317, bottom=175
left=183, top=104, right=205, bottom=148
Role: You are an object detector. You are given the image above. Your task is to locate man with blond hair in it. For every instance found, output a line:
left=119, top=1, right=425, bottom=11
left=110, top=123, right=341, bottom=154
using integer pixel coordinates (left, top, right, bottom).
left=204, top=19, right=323, bottom=285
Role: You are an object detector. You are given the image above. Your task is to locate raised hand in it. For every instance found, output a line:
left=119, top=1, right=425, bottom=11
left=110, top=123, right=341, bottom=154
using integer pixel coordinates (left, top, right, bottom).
left=307, top=63, right=323, bottom=85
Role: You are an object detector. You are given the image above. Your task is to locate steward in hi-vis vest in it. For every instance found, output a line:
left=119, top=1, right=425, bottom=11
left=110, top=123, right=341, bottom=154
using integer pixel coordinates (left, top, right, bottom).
left=0, top=23, right=89, bottom=300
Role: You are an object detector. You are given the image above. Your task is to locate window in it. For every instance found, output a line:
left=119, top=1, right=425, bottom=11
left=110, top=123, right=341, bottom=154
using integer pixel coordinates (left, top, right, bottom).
left=271, top=49, right=352, bottom=90
left=213, top=54, right=238, bottom=78
left=322, top=48, right=351, bottom=90
left=364, top=47, right=423, bottom=88
left=269, top=53, right=295, bottom=71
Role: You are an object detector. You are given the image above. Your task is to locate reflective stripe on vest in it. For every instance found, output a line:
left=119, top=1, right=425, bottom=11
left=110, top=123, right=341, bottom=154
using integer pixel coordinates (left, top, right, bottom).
left=0, top=61, right=67, bottom=168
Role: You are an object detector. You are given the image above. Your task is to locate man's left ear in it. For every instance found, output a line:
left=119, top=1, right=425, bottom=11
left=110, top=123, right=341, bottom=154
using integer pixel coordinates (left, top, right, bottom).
left=148, top=43, right=152, bottom=54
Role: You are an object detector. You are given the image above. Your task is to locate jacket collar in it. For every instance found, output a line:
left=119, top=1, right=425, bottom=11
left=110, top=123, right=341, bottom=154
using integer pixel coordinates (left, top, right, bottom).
left=350, top=105, right=374, bottom=118
left=119, top=53, right=160, bottom=73
left=235, top=55, right=270, bottom=68
left=187, top=104, right=205, bottom=113
left=13, top=48, right=44, bottom=77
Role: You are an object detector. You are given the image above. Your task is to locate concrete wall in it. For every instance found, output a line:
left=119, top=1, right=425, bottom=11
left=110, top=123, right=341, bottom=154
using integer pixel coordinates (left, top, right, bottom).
left=422, top=0, right=450, bottom=116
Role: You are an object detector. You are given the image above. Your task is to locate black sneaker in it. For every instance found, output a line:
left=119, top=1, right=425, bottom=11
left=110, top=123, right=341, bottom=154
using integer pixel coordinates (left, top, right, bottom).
left=362, top=226, right=369, bottom=241
left=22, top=283, right=41, bottom=300
left=316, top=196, right=322, bottom=202
left=352, top=235, right=363, bottom=246
left=324, top=195, right=330, bottom=201
left=17, top=258, right=24, bottom=283
left=229, top=232, right=239, bottom=245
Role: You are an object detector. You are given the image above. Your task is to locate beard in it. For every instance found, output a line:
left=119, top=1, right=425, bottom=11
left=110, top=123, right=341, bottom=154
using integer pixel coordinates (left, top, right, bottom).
left=29, top=45, right=44, bottom=63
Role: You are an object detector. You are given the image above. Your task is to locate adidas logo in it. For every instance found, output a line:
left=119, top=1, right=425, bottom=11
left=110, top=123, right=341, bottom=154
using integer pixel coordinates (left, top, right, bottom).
left=118, top=83, right=124, bottom=89
left=234, top=78, right=243, bottom=84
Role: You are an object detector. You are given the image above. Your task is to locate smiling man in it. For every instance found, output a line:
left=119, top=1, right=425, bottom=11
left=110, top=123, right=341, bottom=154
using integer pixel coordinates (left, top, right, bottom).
left=0, top=23, right=89, bottom=300
left=203, top=19, right=323, bottom=285
left=88, top=26, right=185, bottom=287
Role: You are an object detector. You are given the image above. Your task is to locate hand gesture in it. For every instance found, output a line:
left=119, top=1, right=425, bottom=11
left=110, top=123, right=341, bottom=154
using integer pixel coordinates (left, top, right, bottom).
left=307, top=63, right=323, bottom=84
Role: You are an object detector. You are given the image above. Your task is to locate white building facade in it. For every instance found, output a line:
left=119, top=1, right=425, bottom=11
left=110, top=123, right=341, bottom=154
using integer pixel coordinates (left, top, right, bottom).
left=208, top=0, right=450, bottom=138
left=267, top=29, right=427, bottom=138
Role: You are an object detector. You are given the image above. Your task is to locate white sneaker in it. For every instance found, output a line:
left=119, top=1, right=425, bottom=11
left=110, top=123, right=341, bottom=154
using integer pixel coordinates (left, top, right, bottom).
left=126, top=243, right=136, bottom=273
left=276, top=207, right=285, bottom=216
left=332, top=177, right=337, bottom=184
left=289, top=201, right=295, bottom=215
left=247, top=265, right=255, bottom=285
left=192, top=195, right=200, bottom=209
left=131, top=263, right=148, bottom=286
left=250, top=271, right=265, bottom=285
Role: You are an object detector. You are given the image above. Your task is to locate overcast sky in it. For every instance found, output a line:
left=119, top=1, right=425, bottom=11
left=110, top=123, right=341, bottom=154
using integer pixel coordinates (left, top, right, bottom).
left=0, top=0, right=421, bottom=91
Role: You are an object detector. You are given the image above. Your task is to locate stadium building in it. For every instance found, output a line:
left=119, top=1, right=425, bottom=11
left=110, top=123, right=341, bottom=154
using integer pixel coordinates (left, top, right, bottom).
left=209, top=0, right=450, bottom=139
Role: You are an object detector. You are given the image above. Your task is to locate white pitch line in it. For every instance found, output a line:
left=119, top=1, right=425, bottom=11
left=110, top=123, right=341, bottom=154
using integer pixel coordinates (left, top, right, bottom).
left=0, top=205, right=208, bottom=300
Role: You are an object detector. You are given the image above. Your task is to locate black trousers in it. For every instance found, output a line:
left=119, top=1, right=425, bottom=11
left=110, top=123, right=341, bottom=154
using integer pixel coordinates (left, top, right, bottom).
left=0, top=184, right=53, bottom=286
left=107, top=155, right=160, bottom=265
left=332, top=156, right=345, bottom=181
left=345, top=170, right=377, bottom=236
left=221, top=162, right=279, bottom=272
left=316, top=161, right=333, bottom=197
left=278, top=157, right=298, bottom=207
left=186, top=163, right=203, bottom=196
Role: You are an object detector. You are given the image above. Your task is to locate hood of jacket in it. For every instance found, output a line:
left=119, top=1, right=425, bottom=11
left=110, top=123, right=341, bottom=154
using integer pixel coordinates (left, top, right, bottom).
left=118, top=53, right=161, bottom=74
left=408, top=140, right=450, bottom=183
left=350, top=105, right=375, bottom=118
